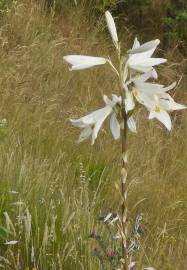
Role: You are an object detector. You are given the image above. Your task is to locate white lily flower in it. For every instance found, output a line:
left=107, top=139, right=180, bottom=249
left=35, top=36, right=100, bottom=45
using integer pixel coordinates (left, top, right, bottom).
left=132, top=82, right=177, bottom=106
left=132, top=71, right=176, bottom=105
left=105, top=11, right=119, bottom=49
left=127, top=37, right=167, bottom=73
left=146, top=94, right=186, bottom=130
left=149, top=105, right=172, bottom=130
left=71, top=106, right=112, bottom=144
left=71, top=93, right=138, bottom=144
left=71, top=95, right=121, bottom=144
left=63, top=55, right=107, bottom=70
left=130, top=74, right=186, bottom=130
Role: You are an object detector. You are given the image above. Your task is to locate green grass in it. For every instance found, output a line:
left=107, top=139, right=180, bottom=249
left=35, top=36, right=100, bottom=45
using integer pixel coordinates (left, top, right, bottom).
left=0, top=1, right=186, bottom=269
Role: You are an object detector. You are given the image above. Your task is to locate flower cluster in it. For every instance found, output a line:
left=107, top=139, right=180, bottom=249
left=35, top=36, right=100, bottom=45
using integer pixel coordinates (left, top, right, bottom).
left=64, top=11, right=186, bottom=145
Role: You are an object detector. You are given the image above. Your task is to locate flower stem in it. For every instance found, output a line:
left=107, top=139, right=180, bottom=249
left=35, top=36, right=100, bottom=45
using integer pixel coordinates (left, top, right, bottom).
left=121, top=104, right=129, bottom=270
left=119, top=55, right=129, bottom=270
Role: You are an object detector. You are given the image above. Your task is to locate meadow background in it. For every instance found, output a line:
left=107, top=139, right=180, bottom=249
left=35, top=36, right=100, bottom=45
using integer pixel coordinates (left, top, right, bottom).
left=0, top=0, right=186, bottom=269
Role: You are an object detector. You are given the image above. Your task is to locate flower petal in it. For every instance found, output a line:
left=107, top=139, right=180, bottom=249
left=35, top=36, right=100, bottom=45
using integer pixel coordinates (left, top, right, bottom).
left=71, top=106, right=112, bottom=127
left=159, top=93, right=186, bottom=111
left=162, top=81, right=176, bottom=92
left=149, top=109, right=172, bottom=130
left=152, top=68, right=158, bottom=79
left=91, top=107, right=112, bottom=144
left=134, top=82, right=165, bottom=94
left=105, top=11, right=118, bottom=48
left=127, top=116, right=137, bottom=133
left=124, top=84, right=135, bottom=112
left=135, top=57, right=167, bottom=67
left=128, top=39, right=160, bottom=54
left=170, top=101, right=186, bottom=111
left=132, top=37, right=140, bottom=50
left=91, top=121, right=103, bottom=145
left=129, top=65, right=153, bottom=73
left=78, top=126, right=92, bottom=143
left=111, top=94, right=122, bottom=104
left=133, top=88, right=155, bottom=109
left=137, top=81, right=175, bottom=95
left=110, top=113, right=120, bottom=140
left=103, top=95, right=114, bottom=107
left=70, top=119, right=87, bottom=128
left=103, top=94, right=121, bottom=108
left=132, top=70, right=157, bottom=84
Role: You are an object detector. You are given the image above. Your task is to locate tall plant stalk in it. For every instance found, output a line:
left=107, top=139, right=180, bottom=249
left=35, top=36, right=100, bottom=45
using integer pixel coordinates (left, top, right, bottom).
left=120, top=58, right=129, bottom=270
left=121, top=112, right=128, bottom=270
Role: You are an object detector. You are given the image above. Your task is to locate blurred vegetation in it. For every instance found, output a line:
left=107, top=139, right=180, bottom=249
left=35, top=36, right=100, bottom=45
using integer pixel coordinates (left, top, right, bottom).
left=0, top=0, right=12, bottom=13
left=42, top=0, right=187, bottom=54
left=163, top=0, right=187, bottom=52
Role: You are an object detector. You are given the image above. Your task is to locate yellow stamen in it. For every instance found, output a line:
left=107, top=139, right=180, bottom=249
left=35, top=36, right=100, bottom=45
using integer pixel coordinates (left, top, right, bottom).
left=132, top=87, right=138, bottom=97
left=155, top=105, right=161, bottom=112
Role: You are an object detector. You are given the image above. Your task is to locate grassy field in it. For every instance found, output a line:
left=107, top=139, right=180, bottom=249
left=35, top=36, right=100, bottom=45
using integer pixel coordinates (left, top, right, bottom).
left=0, top=1, right=186, bottom=269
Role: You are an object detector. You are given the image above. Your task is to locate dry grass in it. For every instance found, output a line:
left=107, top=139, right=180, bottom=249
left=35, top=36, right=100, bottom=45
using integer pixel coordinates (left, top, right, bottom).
left=0, top=1, right=186, bottom=269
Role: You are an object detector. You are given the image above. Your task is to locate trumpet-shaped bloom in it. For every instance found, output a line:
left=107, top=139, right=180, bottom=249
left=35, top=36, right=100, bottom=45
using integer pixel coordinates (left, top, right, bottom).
left=71, top=94, right=137, bottom=144
left=126, top=72, right=186, bottom=130
left=127, top=38, right=167, bottom=73
left=71, top=95, right=121, bottom=144
left=130, top=71, right=175, bottom=105
left=124, top=70, right=157, bottom=111
left=149, top=105, right=172, bottom=130
left=146, top=94, right=186, bottom=130
left=71, top=106, right=112, bottom=144
left=105, top=11, right=119, bottom=49
left=63, top=55, right=107, bottom=70
left=133, top=81, right=177, bottom=105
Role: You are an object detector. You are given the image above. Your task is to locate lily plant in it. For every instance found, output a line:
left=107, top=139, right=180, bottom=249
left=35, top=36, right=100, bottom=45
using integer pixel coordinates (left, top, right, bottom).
left=64, top=10, right=186, bottom=270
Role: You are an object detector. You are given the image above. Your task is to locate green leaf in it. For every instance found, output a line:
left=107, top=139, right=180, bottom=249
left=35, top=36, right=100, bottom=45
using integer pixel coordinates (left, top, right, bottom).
left=0, top=226, right=9, bottom=240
